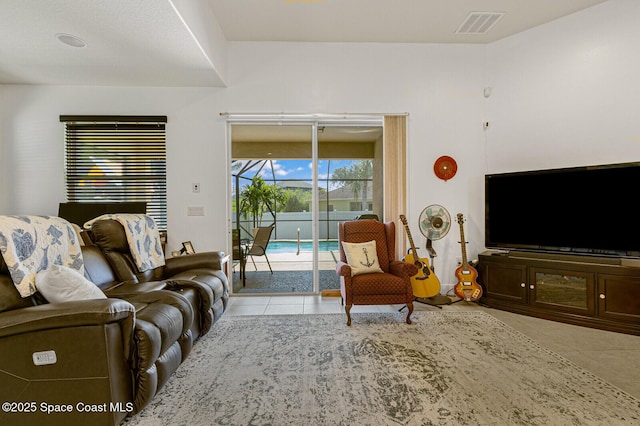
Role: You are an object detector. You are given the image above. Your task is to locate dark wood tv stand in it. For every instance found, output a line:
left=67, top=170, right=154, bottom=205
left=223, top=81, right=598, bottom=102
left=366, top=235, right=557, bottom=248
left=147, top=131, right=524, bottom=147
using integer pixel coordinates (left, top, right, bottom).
left=477, top=250, right=640, bottom=335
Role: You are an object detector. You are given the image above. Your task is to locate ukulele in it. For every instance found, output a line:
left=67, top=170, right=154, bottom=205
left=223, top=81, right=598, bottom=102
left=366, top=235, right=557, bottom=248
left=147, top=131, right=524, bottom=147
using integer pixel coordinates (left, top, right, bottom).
left=399, top=214, right=441, bottom=299
left=453, top=213, right=483, bottom=302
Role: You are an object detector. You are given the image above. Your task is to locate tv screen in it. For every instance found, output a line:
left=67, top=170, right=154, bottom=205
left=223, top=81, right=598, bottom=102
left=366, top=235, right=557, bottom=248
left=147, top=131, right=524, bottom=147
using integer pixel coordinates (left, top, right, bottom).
left=485, top=162, right=640, bottom=258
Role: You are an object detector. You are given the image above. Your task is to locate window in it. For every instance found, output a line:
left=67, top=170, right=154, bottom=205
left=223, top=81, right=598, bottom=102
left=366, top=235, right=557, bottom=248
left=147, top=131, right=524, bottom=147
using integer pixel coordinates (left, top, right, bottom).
left=60, top=115, right=167, bottom=230
left=349, top=202, right=373, bottom=212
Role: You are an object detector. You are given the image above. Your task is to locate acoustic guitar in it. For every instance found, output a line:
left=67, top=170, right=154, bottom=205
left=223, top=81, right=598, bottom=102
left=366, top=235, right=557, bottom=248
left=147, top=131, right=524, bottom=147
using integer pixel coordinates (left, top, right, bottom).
left=399, top=214, right=441, bottom=299
left=453, top=213, right=483, bottom=302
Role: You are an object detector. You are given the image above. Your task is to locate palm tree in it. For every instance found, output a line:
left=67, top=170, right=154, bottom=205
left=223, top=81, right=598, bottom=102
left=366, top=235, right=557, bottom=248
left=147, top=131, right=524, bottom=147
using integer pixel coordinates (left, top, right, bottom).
left=239, top=175, right=285, bottom=228
left=331, top=160, right=372, bottom=210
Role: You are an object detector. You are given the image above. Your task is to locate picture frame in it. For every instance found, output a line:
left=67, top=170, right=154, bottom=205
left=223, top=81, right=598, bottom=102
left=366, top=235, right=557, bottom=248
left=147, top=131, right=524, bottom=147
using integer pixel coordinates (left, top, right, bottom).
left=182, top=241, right=195, bottom=255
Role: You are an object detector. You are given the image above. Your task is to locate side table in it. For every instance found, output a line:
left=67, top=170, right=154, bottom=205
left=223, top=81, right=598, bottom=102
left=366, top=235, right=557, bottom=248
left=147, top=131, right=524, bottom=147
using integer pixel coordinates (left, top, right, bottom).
left=220, top=254, right=230, bottom=279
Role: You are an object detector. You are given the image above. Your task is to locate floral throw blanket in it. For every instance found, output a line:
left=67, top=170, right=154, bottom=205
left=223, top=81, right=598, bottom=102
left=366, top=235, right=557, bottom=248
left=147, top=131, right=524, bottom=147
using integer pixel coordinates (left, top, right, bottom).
left=0, top=215, right=84, bottom=297
left=85, top=213, right=165, bottom=273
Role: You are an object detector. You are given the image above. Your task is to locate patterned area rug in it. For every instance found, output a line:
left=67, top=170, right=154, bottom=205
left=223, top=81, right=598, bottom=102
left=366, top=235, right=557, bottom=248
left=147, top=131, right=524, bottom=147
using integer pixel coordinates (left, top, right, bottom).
left=125, top=312, right=640, bottom=425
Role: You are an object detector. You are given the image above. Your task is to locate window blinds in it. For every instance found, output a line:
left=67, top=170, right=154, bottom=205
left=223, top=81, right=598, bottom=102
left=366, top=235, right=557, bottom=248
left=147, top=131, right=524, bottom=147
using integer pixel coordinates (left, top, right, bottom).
left=60, top=115, right=167, bottom=230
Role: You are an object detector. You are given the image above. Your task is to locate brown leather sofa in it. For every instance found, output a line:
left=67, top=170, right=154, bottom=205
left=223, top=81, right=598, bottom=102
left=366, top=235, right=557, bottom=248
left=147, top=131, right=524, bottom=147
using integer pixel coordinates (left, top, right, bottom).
left=82, top=244, right=212, bottom=342
left=81, top=245, right=195, bottom=410
left=0, top=228, right=228, bottom=425
left=1, top=253, right=139, bottom=426
left=89, top=219, right=230, bottom=332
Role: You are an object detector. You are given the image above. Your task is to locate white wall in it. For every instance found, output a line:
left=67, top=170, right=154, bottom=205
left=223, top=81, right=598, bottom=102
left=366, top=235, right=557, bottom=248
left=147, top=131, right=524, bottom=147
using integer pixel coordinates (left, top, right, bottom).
left=0, top=86, right=8, bottom=214
left=0, top=85, right=230, bottom=255
left=0, top=43, right=486, bottom=287
left=484, top=0, right=640, bottom=173
left=2, top=0, right=637, bottom=287
left=222, top=42, right=487, bottom=286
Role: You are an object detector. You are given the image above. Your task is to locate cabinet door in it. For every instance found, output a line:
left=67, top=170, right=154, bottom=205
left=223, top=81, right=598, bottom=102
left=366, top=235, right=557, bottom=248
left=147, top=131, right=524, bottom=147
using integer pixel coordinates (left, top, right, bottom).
left=598, top=274, right=640, bottom=323
left=529, top=268, right=595, bottom=315
left=481, top=262, right=528, bottom=304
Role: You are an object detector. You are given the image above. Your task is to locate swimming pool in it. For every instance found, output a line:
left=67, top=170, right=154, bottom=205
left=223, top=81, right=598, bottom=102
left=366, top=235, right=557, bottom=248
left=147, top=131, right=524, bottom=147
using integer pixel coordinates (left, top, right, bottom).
left=267, top=240, right=339, bottom=254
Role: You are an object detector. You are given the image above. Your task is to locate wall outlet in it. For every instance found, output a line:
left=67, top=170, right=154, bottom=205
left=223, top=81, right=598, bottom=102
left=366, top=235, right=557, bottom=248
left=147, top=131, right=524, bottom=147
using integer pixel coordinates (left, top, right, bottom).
left=192, top=183, right=200, bottom=193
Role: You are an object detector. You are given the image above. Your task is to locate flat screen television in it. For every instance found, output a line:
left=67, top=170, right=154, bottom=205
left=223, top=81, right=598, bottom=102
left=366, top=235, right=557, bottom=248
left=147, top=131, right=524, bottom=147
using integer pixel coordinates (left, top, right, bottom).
left=485, top=162, right=640, bottom=258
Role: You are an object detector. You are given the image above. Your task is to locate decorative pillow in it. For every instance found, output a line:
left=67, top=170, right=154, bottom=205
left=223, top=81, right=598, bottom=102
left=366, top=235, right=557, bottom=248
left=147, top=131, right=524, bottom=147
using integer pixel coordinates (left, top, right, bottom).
left=341, top=240, right=384, bottom=276
left=36, top=265, right=106, bottom=303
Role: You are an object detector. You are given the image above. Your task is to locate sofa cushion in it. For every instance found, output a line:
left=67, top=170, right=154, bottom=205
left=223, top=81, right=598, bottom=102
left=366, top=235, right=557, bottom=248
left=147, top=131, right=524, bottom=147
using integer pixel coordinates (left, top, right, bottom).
left=341, top=240, right=384, bottom=276
left=36, top=265, right=107, bottom=303
left=1, top=255, right=35, bottom=311
left=0, top=275, right=35, bottom=312
left=82, top=245, right=123, bottom=291
left=86, top=215, right=165, bottom=272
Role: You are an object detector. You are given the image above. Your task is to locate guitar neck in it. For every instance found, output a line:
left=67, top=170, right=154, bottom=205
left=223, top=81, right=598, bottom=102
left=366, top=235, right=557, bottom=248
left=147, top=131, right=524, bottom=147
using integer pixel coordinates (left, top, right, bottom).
left=457, top=214, right=469, bottom=269
left=400, top=215, right=420, bottom=259
left=406, top=226, right=420, bottom=258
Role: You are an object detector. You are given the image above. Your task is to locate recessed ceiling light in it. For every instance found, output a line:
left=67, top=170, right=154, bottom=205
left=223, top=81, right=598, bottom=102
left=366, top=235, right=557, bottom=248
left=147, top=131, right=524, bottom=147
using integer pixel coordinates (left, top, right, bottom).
left=55, top=33, right=87, bottom=48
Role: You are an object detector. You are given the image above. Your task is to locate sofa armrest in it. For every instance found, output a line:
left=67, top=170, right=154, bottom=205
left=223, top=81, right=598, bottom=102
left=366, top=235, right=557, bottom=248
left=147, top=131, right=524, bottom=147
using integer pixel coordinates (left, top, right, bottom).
left=126, top=290, right=194, bottom=337
left=0, top=298, right=136, bottom=339
left=164, top=251, right=226, bottom=275
left=105, top=280, right=168, bottom=296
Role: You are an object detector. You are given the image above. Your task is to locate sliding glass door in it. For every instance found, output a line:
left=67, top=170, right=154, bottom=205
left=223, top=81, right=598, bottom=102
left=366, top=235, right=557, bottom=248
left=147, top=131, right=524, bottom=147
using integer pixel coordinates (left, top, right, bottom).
left=229, top=119, right=383, bottom=295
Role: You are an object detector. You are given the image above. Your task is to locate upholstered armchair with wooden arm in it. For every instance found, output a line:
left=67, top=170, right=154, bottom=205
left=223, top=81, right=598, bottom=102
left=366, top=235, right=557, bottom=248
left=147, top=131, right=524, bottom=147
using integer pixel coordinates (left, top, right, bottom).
left=335, top=219, right=418, bottom=326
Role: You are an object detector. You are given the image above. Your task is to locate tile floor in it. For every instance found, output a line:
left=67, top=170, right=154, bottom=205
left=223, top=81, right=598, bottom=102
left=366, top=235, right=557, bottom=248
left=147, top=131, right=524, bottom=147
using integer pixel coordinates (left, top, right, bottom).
left=226, top=294, right=640, bottom=399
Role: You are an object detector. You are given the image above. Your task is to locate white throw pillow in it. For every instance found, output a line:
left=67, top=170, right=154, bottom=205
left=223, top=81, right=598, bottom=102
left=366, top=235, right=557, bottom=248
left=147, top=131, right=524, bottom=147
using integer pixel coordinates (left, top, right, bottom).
left=36, top=264, right=106, bottom=303
left=341, top=240, right=384, bottom=276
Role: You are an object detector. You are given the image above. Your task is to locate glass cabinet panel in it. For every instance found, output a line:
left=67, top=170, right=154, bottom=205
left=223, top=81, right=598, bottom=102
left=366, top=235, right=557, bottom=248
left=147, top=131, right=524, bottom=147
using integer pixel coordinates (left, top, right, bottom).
left=536, top=272, right=587, bottom=308
left=531, top=268, right=595, bottom=314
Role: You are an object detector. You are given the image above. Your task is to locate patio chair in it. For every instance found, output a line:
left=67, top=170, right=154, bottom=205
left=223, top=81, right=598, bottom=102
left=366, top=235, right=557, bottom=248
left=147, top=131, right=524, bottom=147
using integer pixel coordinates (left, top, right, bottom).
left=247, top=226, right=274, bottom=274
left=355, top=214, right=379, bottom=221
left=232, top=229, right=246, bottom=286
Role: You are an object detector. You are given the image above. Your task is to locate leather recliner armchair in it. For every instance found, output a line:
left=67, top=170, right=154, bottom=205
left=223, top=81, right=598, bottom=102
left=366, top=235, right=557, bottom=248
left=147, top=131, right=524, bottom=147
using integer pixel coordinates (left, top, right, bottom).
left=82, top=243, right=208, bottom=343
left=0, top=254, right=136, bottom=426
left=89, top=219, right=229, bottom=331
left=0, top=248, right=195, bottom=425
left=81, top=245, right=196, bottom=408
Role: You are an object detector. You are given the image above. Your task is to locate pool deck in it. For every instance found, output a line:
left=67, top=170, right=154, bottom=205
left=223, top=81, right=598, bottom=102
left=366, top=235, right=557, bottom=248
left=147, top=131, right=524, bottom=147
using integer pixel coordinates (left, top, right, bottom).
left=244, top=249, right=339, bottom=272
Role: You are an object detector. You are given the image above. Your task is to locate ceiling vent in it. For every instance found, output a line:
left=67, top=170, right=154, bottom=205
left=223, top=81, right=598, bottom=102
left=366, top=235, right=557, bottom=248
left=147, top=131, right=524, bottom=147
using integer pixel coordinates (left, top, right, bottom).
left=455, top=12, right=505, bottom=35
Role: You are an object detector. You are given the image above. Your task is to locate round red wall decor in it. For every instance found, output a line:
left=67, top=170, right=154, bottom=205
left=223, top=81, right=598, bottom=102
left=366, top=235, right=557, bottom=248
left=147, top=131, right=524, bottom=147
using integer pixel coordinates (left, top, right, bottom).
left=434, top=156, right=458, bottom=181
